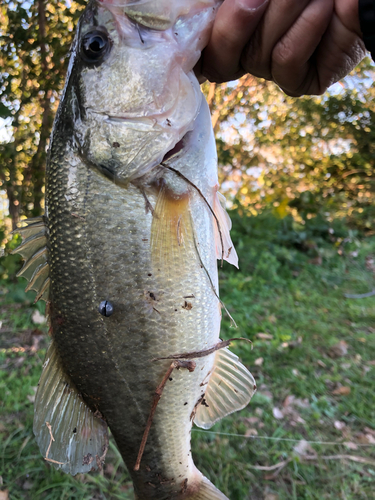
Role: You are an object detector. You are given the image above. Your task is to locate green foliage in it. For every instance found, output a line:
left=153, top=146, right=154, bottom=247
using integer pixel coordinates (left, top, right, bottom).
left=203, top=60, right=375, bottom=232
left=0, top=0, right=85, bottom=228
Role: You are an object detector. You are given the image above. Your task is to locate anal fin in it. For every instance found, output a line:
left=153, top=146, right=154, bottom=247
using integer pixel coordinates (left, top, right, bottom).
left=33, top=341, right=109, bottom=475
left=194, top=347, right=256, bottom=429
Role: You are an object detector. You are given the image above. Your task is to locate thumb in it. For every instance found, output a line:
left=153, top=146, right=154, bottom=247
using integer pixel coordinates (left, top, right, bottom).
left=200, top=0, right=269, bottom=83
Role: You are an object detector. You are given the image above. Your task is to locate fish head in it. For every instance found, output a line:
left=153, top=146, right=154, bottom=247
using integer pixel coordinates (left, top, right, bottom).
left=63, top=0, right=221, bottom=184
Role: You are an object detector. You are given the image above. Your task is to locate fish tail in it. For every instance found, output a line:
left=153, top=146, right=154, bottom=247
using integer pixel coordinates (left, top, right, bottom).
left=184, top=474, right=229, bottom=500
left=134, top=474, right=229, bottom=500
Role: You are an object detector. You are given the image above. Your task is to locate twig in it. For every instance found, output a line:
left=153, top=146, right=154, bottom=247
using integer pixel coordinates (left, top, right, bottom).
left=151, top=338, right=252, bottom=362
left=247, top=459, right=291, bottom=472
left=44, top=421, right=65, bottom=465
left=160, top=162, right=225, bottom=266
left=344, top=290, right=375, bottom=299
left=303, top=454, right=375, bottom=466
left=134, top=360, right=196, bottom=471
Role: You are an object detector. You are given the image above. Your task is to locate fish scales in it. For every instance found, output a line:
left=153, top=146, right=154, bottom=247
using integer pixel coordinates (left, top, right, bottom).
left=14, top=1, right=256, bottom=499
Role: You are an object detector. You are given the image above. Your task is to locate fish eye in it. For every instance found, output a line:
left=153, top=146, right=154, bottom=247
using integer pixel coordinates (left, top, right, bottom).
left=80, top=29, right=112, bottom=64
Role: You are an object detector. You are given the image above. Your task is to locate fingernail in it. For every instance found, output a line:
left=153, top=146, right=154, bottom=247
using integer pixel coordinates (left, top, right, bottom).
left=237, top=0, right=268, bottom=11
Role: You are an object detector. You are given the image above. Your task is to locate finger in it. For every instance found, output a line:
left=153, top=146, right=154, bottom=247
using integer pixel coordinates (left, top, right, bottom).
left=336, top=0, right=362, bottom=37
left=305, top=13, right=365, bottom=94
left=241, top=0, right=313, bottom=80
left=200, top=0, right=269, bottom=83
left=271, top=0, right=334, bottom=96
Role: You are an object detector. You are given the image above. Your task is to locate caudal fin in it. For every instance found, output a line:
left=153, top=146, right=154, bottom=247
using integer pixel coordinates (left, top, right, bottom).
left=188, top=475, right=229, bottom=499
left=134, top=475, right=229, bottom=500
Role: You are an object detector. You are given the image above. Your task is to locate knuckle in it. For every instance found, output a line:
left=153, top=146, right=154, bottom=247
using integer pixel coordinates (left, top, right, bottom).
left=272, top=37, right=296, bottom=68
left=240, top=34, right=272, bottom=80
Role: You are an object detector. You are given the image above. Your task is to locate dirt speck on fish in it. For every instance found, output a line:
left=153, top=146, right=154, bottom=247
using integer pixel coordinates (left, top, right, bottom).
left=13, top=1, right=256, bottom=498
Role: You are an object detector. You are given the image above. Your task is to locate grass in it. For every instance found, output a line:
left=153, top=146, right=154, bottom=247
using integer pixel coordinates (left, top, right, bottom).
left=1, top=220, right=375, bottom=499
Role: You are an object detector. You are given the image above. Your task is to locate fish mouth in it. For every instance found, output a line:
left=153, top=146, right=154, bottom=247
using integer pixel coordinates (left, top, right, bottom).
left=161, top=136, right=186, bottom=163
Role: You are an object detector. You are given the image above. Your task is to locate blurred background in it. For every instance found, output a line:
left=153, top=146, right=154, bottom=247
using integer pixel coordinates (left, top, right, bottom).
left=1, top=1, right=375, bottom=499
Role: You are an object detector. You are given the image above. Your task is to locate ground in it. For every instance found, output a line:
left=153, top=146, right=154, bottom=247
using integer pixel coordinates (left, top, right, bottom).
left=1, top=229, right=375, bottom=500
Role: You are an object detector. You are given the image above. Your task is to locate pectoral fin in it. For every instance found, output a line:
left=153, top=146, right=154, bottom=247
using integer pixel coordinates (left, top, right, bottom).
left=151, top=186, right=197, bottom=277
left=12, top=217, right=50, bottom=302
left=33, top=341, right=109, bottom=475
left=194, top=347, right=256, bottom=429
left=213, top=190, right=238, bottom=268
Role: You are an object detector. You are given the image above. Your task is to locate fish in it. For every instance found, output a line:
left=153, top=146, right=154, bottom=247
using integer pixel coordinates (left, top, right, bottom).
left=13, top=1, right=256, bottom=498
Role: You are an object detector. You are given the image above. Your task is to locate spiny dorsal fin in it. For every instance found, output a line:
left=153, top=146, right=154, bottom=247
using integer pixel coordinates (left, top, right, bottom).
left=12, top=217, right=50, bottom=302
left=213, top=189, right=238, bottom=268
left=194, top=347, right=256, bottom=429
left=34, top=341, right=109, bottom=475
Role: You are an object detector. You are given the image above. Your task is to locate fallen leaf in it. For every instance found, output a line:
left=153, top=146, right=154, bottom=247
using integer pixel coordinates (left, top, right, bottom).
left=245, top=428, right=258, bottom=437
left=329, top=341, right=348, bottom=358
left=258, top=387, right=273, bottom=401
left=283, top=395, right=295, bottom=407
left=256, top=333, right=273, bottom=340
left=332, top=386, right=351, bottom=396
left=245, top=417, right=260, bottom=425
left=272, top=407, right=284, bottom=420
left=268, top=315, right=277, bottom=323
left=334, top=421, right=346, bottom=431
left=294, top=398, right=310, bottom=409
left=368, top=360, right=375, bottom=366
left=317, top=360, right=327, bottom=368
left=255, top=408, right=263, bottom=417
left=0, top=491, right=9, bottom=500
left=22, top=480, right=33, bottom=490
left=254, top=357, right=264, bottom=366
left=265, top=494, right=279, bottom=500
left=31, top=310, right=46, bottom=325
left=14, top=356, right=25, bottom=368
left=365, top=434, right=375, bottom=444
left=341, top=363, right=351, bottom=370
left=356, top=433, right=375, bottom=445
left=293, top=440, right=317, bottom=459
left=309, top=256, right=322, bottom=265
left=344, top=442, right=359, bottom=450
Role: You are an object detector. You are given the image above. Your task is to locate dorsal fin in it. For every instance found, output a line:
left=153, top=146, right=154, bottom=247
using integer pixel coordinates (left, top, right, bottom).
left=12, top=217, right=50, bottom=302
left=194, top=347, right=256, bottom=429
left=34, top=341, right=109, bottom=475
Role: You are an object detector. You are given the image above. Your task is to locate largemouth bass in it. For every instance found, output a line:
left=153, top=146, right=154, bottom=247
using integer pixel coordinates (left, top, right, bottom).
left=14, top=1, right=256, bottom=498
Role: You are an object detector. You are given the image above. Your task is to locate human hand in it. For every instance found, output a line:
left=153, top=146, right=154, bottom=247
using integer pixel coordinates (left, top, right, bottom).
left=198, top=0, right=366, bottom=96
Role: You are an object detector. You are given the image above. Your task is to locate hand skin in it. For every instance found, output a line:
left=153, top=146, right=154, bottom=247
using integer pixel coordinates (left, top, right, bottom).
left=198, top=0, right=366, bottom=96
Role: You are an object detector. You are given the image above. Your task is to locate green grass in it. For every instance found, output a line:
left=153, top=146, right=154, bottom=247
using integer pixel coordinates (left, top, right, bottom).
left=1, top=228, right=375, bottom=499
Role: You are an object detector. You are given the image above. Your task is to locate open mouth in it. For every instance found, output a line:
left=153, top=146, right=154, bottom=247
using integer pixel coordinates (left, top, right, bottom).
left=161, top=135, right=186, bottom=163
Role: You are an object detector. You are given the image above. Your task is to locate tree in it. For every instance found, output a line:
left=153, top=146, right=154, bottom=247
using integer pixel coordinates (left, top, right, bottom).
left=0, top=0, right=85, bottom=230
left=204, top=60, right=375, bottom=231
